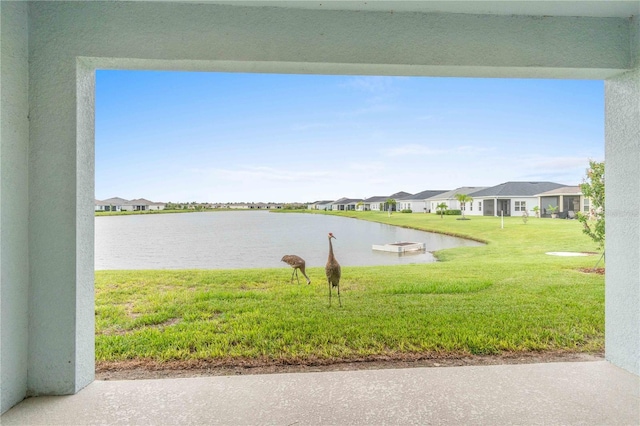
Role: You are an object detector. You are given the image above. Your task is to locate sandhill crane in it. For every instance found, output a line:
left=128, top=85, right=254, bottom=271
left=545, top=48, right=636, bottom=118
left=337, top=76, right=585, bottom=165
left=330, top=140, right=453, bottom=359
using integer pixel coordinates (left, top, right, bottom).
left=325, top=232, right=342, bottom=307
left=281, top=255, right=311, bottom=284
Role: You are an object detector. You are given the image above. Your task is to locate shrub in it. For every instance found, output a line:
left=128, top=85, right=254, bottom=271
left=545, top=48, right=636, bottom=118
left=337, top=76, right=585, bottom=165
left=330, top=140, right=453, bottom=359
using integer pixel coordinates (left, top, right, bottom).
left=444, top=209, right=462, bottom=215
left=400, top=209, right=412, bottom=213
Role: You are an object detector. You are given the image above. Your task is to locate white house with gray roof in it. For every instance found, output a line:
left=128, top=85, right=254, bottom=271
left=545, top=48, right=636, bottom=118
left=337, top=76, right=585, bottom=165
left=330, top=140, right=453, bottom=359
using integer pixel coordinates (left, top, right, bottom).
left=362, top=195, right=389, bottom=211
left=121, top=198, right=166, bottom=211
left=398, top=189, right=449, bottom=213
left=465, top=182, right=566, bottom=217
left=425, top=187, right=487, bottom=214
left=308, top=200, right=334, bottom=211
left=94, top=197, right=129, bottom=212
left=362, top=192, right=413, bottom=212
left=95, top=197, right=166, bottom=212
left=331, top=197, right=363, bottom=211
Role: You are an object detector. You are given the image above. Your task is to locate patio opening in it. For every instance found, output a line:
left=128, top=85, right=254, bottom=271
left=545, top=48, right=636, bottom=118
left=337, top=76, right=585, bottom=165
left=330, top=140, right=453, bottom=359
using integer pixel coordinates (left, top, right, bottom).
left=94, top=70, right=606, bottom=379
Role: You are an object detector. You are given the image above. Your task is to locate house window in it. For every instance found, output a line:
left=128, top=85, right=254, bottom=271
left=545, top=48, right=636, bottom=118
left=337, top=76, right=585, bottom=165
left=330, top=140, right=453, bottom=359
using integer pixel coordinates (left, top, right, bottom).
left=478, top=201, right=482, bottom=211
left=514, top=201, right=526, bottom=212
left=470, top=203, right=473, bottom=211
left=583, top=198, right=590, bottom=212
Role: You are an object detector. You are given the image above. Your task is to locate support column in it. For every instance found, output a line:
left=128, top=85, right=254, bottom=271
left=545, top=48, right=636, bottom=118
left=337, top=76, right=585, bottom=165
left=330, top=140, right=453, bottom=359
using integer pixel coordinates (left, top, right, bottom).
left=27, top=53, right=95, bottom=395
left=605, top=66, right=640, bottom=376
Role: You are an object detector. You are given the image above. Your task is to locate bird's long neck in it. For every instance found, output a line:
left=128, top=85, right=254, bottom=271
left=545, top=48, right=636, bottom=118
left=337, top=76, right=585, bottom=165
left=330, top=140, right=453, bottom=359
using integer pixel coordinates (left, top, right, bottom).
left=328, top=238, right=335, bottom=261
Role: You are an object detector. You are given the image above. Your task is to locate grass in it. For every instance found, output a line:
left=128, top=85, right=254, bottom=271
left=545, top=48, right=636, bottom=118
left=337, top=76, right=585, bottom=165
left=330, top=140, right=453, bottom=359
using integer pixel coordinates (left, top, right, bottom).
left=96, top=209, right=205, bottom=216
left=96, top=212, right=604, bottom=364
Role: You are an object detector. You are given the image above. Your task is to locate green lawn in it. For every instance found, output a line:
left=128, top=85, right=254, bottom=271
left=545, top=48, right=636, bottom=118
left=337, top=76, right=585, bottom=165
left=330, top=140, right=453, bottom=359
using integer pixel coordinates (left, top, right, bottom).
left=96, top=212, right=604, bottom=364
left=96, top=209, right=202, bottom=216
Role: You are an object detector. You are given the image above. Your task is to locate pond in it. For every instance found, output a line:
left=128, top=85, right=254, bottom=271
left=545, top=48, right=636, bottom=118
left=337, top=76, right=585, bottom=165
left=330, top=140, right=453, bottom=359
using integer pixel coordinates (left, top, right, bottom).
left=94, top=211, right=483, bottom=270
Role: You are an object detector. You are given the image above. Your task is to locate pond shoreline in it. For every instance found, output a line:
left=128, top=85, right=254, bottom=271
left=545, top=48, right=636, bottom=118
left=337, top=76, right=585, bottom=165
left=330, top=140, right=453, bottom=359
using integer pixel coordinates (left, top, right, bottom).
left=95, top=210, right=482, bottom=270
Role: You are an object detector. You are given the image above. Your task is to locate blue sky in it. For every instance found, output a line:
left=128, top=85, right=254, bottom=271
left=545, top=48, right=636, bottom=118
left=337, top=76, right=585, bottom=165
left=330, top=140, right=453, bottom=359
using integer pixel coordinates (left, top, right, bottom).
left=96, top=71, right=604, bottom=203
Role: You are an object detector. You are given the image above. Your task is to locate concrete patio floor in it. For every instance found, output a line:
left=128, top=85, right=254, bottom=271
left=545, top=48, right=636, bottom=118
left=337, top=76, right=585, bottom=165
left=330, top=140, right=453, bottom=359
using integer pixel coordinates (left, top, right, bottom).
left=3, top=361, right=639, bottom=425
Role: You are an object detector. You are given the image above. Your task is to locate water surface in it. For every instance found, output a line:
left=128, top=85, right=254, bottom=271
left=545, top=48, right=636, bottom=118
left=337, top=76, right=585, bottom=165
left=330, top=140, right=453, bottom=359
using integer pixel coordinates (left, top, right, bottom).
left=95, top=211, right=482, bottom=270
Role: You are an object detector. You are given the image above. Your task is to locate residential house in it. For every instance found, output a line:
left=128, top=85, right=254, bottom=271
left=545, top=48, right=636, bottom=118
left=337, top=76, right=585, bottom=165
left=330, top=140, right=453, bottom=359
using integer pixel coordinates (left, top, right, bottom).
left=361, top=195, right=389, bottom=211
left=397, top=189, right=448, bottom=213
left=466, top=181, right=566, bottom=217
left=331, top=197, right=362, bottom=211
left=94, top=199, right=109, bottom=212
left=229, top=203, right=251, bottom=209
left=94, top=197, right=129, bottom=212
left=385, top=191, right=413, bottom=212
left=536, top=186, right=586, bottom=218
left=362, top=195, right=390, bottom=212
left=121, top=198, right=160, bottom=211
left=425, top=187, right=487, bottom=214
left=308, top=200, right=334, bottom=211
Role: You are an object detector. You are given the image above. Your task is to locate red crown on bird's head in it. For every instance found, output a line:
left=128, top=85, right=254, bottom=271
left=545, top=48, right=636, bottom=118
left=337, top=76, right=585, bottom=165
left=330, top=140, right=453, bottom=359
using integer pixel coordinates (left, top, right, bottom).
left=328, top=232, right=335, bottom=238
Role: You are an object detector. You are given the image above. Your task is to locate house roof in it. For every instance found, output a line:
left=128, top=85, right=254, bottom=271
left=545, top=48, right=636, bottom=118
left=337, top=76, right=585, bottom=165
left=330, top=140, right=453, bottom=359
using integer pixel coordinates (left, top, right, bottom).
left=402, top=189, right=449, bottom=200
left=332, top=197, right=362, bottom=204
left=469, top=182, right=566, bottom=198
left=363, top=195, right=390, bottom=203
left=310, top=200, right=334, bottom=204
left=124, top=198, right=155, bottom=206
left=425, top=187, right=488, bottom=201
left=100, top=197, right=129, bottom=205
left=389, top=191, right=413, bottom=199
left=364, top=192, right=413, bottom=202
left=536, top=186, right=582, bottom=196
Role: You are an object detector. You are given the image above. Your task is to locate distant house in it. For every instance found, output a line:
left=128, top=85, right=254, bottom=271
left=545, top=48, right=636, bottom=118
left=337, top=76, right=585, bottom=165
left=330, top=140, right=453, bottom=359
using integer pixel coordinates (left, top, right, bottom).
left=466, top=181, right=566, bottom=216
left=331, top=197, right=362, bottom=211
left=361, top=191, right=413, bottom=212
left=308, top=200, right=334, bottom=210
left=425, top=187, right=488, bottom=214
left=229, top=203, right=250, bottom=209
left=384, top=191, right=414, bottom=212
left=535, top=186, right=586, bottom=218
left=362, top=195, right=389, bottom=212
left=95, top=197, right=129, bottom=212
left=149, top=201, right=166, bottom=211
left=94, top=199, right=111, bottom=212
left=120, top=198, right=164, bottom=211
left=398, top=189, right=448, bottom=213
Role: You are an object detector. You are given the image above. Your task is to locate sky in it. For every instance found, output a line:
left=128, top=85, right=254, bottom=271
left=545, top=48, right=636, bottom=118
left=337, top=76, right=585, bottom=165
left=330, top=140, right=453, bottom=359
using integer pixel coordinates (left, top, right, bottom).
left=96, top=71, right=604, bottom=203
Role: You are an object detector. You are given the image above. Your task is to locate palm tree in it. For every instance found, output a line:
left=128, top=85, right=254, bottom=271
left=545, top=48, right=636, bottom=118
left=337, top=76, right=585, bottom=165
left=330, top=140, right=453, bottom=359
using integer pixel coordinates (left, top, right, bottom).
left=455, top=193, right=473, bottom=219
left=385, top=198, right=397, bottom=216
left=436, top=202, right=448, bottom=218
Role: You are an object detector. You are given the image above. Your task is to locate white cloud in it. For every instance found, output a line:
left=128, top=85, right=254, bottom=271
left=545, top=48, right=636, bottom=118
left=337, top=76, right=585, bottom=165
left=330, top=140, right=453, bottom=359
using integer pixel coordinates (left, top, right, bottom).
left=382, top=144, right=494, bottom=157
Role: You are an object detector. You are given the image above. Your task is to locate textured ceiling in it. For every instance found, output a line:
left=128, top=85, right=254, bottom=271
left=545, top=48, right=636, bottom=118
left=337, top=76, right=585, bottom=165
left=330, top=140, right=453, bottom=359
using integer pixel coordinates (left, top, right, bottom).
left=188, top=1, right=639, bottom=18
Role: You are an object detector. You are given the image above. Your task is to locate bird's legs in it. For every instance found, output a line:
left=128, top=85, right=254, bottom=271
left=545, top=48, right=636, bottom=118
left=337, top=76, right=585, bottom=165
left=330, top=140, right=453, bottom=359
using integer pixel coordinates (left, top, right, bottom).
left=328, top=281, right=332, bottom=307
left=290, top=268, right=300, bottom=284
left=337, top=284, right=341, bottom=307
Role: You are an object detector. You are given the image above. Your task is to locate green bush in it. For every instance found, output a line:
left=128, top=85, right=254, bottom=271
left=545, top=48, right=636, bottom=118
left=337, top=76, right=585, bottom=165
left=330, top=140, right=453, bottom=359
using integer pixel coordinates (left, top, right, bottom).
left=400, top=209, right=412, bottom=213
left=444, top=209, right=462, bottom=215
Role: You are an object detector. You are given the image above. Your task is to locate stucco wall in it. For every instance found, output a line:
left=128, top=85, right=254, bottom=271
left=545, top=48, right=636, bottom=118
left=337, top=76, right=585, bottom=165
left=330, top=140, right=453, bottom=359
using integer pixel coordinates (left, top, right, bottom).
left=0, top=1, right=30, bottom=413
left=605, top=65, right=640, bottom=375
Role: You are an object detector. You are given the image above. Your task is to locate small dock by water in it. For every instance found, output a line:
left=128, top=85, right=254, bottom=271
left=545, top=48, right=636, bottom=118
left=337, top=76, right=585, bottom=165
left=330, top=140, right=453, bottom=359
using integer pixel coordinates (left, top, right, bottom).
left=372, top=242, right=426, bottom=253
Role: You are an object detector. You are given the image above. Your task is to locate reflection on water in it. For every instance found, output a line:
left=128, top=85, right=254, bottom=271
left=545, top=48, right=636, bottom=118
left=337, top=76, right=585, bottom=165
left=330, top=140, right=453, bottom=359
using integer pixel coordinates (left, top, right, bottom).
left=95, top=211, right=483, bottom=270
